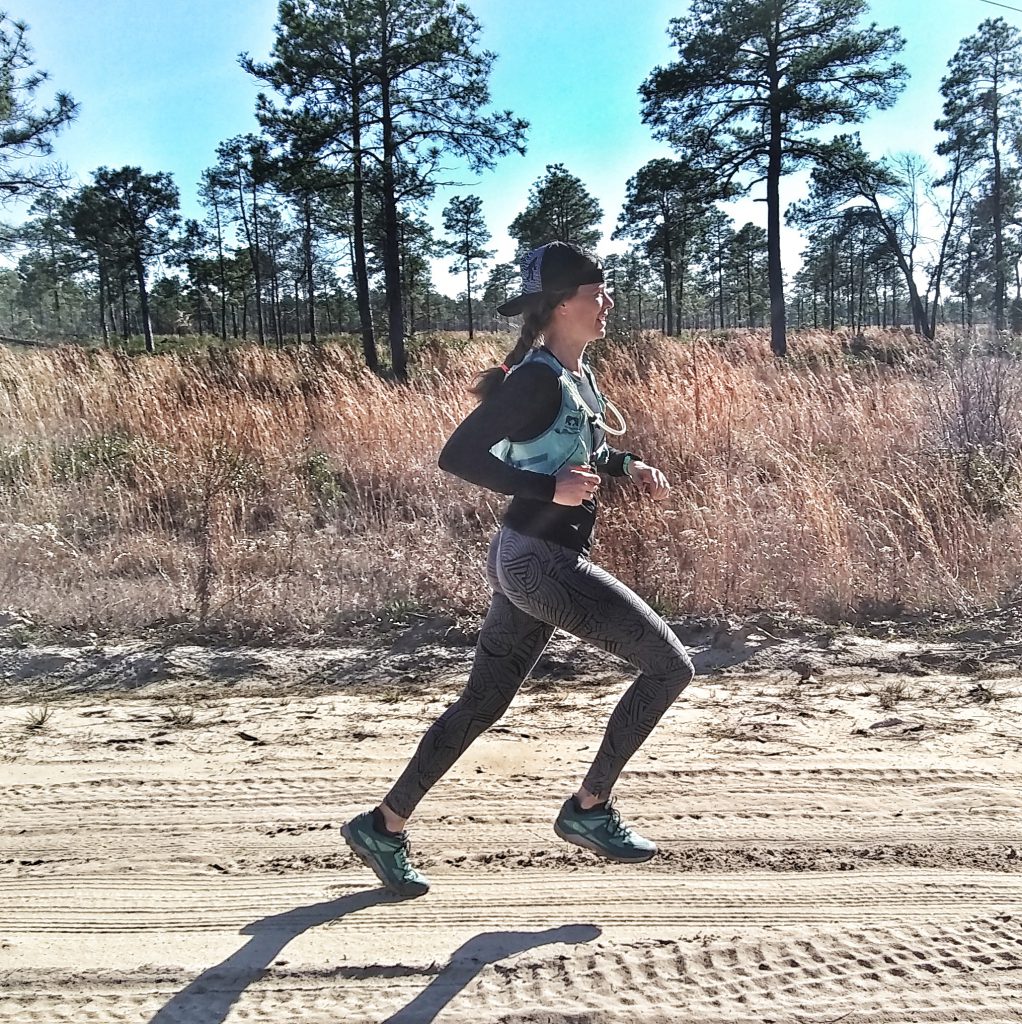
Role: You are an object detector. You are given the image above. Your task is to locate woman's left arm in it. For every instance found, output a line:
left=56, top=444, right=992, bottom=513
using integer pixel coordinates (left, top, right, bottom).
left=595, top=446, right=670, bottom=500
left=623, top=455, right=671, bottom=501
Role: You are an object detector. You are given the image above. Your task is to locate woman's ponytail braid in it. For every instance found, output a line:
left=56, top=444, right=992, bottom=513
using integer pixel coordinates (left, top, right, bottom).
left=469, top=289, right=576, bottom=401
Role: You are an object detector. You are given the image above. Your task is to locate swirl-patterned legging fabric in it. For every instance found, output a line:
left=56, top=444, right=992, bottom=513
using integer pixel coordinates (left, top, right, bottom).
left=384, top=527, right=694, bottom=819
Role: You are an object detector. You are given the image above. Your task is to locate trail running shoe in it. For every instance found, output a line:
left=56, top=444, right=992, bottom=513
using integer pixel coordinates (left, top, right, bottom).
left=340, top=811, right=430, bottom=897
left=554, top=797, right=657, bottom=863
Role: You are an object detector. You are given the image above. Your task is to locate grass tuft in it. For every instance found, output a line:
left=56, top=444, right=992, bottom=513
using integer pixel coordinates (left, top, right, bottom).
left=24, top=706, right=52, bottom=731
left=876, top=680, right=909, bottom=710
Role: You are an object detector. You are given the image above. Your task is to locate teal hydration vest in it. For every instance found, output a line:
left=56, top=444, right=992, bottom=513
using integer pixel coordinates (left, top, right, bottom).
left=490, top=348, right=612, bottom=474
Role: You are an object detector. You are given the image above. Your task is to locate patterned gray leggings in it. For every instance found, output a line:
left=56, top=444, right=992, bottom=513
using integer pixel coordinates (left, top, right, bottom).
left=384, top=527, right=694, bottom=820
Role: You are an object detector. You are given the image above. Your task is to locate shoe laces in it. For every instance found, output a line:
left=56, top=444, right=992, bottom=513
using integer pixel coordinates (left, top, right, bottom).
left=390, top=831, right=418, bottom=876
left=602, top=801, right=633, bottom=838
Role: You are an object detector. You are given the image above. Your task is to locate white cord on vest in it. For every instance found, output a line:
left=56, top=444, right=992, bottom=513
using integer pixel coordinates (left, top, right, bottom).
left=597, top=399, right=627, bottom=436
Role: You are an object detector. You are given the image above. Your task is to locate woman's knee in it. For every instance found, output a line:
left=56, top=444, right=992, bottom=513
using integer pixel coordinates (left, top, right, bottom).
left=643, top=640, right=695, bottom=703
left=666, top=647, right=695, bottom=698
left=432, top=691, right=513, bottom=750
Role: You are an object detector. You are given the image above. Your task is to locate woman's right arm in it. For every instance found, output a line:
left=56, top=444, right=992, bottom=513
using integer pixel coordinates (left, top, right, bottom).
left=438, top=364, right=560, bottom=500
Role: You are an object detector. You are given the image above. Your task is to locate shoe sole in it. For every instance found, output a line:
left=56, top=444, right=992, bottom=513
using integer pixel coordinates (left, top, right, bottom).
left=340, top=822, right=430, bottom=897
left=554, top=820, right=657, bottom=863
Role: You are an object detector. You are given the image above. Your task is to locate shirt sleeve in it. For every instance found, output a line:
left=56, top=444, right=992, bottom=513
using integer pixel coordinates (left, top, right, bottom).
left=601, top=448, right=642, bottom=477
left=438, top=363, right=562, bottom=500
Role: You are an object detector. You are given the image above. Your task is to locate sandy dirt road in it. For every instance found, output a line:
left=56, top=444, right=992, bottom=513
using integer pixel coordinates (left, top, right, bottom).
left=2, top=624, right=1022, bottom=1022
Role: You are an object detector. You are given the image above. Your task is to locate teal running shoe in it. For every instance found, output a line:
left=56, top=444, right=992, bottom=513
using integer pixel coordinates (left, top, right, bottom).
left=341, top=811, right=430, bottom=897
left=554, top=798, right=657, bottom=863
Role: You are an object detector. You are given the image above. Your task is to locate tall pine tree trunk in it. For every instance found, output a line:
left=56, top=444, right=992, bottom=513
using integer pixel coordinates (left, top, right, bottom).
left=767, top=39, right=787, bottom=356
left=120, top=273, right=130, bottom=341
left=349, top=78, right=377, bottom=372
left=828, top=241, right=837, bottom=331
left=266, top=231, right=284, bottom=349
left=746, top=254, right=754, bottom=327
left=380, top=150, right=405, bottom=377
left=213, top=194, right=227, bottom=341
left=237, top=175, right=265, bottom=345
left=303, top=194, right=317, bottom=345
left=662, top=213, right=674, bottom=337
left=378, top=10, right=406, bottom=380
left=97, top=259, right=109, bottom=347
left=767, top=106, right=787, bottom=354
left=677, top=238, right=688, bottom=333
left=716, top=222, right=726, bottom=328
left=133, top=251, right=155, bottom=354
left=48, top=237, right=61, bottom=331
left=993, top=99, right=1007, bottom=333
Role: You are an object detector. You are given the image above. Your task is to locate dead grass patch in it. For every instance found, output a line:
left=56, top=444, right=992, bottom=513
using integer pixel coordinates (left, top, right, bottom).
left=876, top=679, right=910, bottom=710
left=2, top=330, right=1021, bottom=632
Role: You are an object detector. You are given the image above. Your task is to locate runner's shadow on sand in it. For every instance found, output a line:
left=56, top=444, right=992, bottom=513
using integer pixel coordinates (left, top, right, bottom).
left=147, top=890, right=600, bottom=1024
left=382, top=923, right=602, bottom=1023
left=147, top=890, right=396, bottom=1024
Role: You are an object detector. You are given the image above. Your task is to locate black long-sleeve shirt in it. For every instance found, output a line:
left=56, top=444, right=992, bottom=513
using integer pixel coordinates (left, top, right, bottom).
left=439, top=352, right=636, bottom=554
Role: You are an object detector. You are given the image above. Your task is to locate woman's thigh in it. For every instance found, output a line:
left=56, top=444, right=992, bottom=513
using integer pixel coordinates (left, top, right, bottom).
left=494, top=528, right=690, bottom=678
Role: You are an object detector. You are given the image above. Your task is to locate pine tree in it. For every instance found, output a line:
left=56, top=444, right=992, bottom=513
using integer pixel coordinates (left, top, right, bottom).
left=937, top=17, right=1022, bottom=333
left=641, top=0, right=906, bottom=355
left=211, top=137, right=274, bottom=347
left=198, top=169, right=232, bottom=342
left=442, top=195, right=492, bottom=338
left=614, top=159, right=717, bottom=336
left=789, top=137, right=932, bottom=337
left=68, top=167, right=180, bottom=353
left=728, top=223, right=769, bottom=328
left=246, top=0, right=526, bottom=379
left=0, top=15, right=77, bottom=199
left=482, top=261, right=517, bottom=323
left=15, top=194, right=79, bottom=333
left=508, top=164, right=603, bottom=255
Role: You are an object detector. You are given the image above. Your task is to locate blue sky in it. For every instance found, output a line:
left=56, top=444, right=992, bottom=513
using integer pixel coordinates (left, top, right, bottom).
left=18, top=0, right=1020, bottom=294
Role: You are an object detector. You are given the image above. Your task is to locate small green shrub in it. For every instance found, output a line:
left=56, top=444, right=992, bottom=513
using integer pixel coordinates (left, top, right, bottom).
left=301, top=451, right=351, bottom=512
left=51, top=433, right=138, bottom=483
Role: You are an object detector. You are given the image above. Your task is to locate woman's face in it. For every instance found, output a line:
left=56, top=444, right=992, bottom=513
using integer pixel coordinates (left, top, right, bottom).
left=556, top=283, right=615, bottom=341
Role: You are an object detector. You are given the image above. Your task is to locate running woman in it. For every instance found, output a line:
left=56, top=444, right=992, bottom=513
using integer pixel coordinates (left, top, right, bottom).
left=342, top=241, right=694, bottom=896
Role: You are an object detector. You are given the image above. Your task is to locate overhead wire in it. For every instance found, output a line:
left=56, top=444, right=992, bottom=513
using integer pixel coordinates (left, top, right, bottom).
left=979, top=0, right=1022, bottom=14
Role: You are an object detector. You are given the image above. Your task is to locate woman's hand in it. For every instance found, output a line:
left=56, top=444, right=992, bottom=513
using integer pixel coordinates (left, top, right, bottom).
left=627, top=460, right=670, bottom=501
left=553, top=465, right=601, bottom=506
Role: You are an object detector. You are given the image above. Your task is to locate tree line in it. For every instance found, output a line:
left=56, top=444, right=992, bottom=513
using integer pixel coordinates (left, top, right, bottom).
left=5, top=2, right=1022, bottom=368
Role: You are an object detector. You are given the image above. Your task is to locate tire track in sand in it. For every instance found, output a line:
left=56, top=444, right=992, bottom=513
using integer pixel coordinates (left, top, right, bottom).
left=3, top=687, right=1022, bottom=1022
left=2, top=914, right=1020, bottom=1022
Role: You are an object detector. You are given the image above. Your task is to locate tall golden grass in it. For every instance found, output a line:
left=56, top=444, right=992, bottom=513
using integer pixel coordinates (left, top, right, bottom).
left=1, top=328, right=1020, bottom=634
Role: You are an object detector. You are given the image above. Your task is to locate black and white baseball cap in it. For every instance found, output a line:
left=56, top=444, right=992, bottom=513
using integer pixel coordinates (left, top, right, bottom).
left=496, top=241, right=605, bottom=317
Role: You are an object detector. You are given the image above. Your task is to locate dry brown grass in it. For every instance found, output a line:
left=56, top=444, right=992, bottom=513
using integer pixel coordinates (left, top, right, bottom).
left=2, top=327, right=1021, bottom=634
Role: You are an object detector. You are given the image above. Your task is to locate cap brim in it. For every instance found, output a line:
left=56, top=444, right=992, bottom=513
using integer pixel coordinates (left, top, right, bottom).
left=496, top=292, right=545, bottom=317
left=496, top=296, right=526, bottom=317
